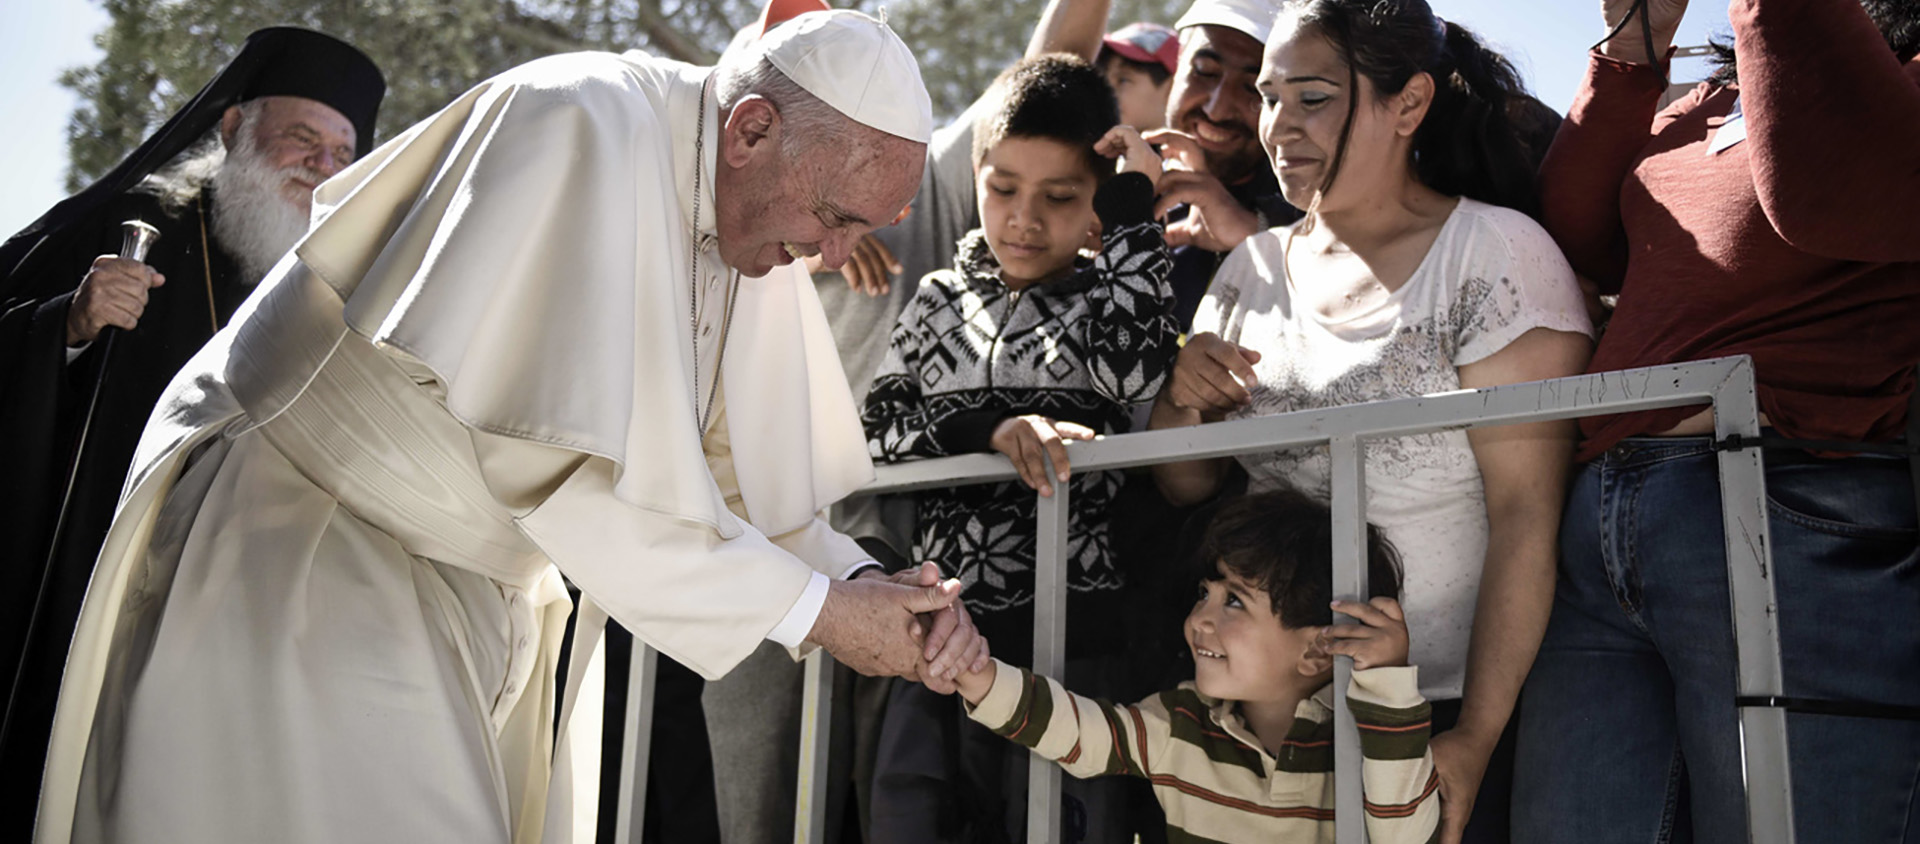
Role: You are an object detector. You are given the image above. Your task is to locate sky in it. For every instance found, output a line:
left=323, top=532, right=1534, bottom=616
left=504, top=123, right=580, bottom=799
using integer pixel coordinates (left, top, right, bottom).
left=0, top=1, right=1734, bottom=237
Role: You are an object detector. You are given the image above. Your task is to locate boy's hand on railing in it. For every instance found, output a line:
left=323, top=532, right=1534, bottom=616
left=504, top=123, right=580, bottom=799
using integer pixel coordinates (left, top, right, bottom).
left=1320, top=597, right=1411, bottom=670
left=1165, top=332, right=1261, bottom=414
left=990, top=415, right=1096, bottom=498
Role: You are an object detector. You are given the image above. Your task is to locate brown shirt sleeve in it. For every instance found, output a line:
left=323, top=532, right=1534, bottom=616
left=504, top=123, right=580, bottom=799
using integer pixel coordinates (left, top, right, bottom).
left=1733, top=0, right=1920, bottom=262
left=1535, top=53, right=1696, bottom=294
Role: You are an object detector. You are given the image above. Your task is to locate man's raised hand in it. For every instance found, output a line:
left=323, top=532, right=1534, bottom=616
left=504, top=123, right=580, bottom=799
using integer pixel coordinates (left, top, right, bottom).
left=1597, top=0, right=1688, bottom=66
left=67, top=255, right=164, bottom=346
left=1142, top=128, right=1262, bottom=253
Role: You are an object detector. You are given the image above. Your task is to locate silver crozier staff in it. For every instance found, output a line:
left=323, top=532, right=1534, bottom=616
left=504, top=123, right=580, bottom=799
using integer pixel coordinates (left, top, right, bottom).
left=1, top=220, right=162, bottom=747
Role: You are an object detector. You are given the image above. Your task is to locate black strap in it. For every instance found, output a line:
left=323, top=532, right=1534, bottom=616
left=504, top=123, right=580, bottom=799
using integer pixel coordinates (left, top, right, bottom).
left=1908, top=366, right=1920, bottom=532
left=1712, top=433, right=1920, bottom=456
left=1737, top=696, right=1920, bottom=723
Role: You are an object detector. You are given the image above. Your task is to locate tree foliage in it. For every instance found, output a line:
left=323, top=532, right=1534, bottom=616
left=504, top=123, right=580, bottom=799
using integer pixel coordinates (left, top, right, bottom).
left=63, top=0, right=1189, bottom=191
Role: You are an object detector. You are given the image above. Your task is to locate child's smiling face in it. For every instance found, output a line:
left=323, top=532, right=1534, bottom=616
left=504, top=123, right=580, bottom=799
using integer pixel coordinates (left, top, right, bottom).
left=1185, top=569, right=1324, bottom=703
left=975, top=136, right=1103, bottom=288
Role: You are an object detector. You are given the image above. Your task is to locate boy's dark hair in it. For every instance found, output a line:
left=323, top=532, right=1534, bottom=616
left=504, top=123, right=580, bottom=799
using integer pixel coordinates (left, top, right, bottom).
left=1096, top=48, right=1173, bottom=86
left=1194, top=486, right=1404, bottom=629
left=971, top=54, right=1120, bottom=181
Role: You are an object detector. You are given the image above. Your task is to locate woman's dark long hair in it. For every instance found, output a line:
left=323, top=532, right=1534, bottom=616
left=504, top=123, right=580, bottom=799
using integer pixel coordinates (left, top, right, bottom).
left=1709, top=0, right=1920, bottom=84
left=1279, top=0, right=1540, bottom=217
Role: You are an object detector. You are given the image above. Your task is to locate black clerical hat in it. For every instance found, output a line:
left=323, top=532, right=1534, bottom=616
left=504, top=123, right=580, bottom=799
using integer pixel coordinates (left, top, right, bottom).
left=235, top=27, right=385, bottom=158
left=0, top=27, right=386, bottom=285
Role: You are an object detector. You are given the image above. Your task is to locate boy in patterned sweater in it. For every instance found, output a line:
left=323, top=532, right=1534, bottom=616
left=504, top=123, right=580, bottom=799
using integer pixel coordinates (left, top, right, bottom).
left=947, top=489, right=1442, bottom=844
left=861, top=54, right=1180, bottom=840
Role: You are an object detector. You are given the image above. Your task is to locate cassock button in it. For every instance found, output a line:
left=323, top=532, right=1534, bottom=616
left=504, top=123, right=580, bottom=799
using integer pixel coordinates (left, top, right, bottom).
left=517, top=635, right=531, bottom=650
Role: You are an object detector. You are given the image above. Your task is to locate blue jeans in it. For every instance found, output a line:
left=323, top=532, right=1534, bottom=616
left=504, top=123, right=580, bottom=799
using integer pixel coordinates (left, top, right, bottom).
left=1515, top=437, right=1920, bottom=843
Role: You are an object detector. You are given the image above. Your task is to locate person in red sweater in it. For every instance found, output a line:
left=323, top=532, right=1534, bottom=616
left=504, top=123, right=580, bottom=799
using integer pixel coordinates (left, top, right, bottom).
left=1514, top=1, right=1920, bottom=842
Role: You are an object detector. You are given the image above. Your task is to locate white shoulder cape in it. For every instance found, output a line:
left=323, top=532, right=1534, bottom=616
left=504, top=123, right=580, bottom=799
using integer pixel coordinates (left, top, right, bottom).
left=287, top=50, right=871, bottom=538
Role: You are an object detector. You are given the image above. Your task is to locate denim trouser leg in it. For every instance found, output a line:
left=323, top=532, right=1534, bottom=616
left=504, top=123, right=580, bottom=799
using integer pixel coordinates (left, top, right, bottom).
left=1516, top=440, right=1920, bottom=844
left=1765, top=453, right=1920, bottom=843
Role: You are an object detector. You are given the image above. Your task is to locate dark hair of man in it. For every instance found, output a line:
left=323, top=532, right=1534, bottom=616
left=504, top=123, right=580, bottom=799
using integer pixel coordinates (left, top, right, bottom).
left=1279, top=0, right=1540, bottom=217
left=1096, top=48, right=1174, bottom=86
left=1707, top=0, right=1920, bottom=84
left=972, top=54, right=1122, bottom=181
left=1192, top=486, right=1404, bottom=629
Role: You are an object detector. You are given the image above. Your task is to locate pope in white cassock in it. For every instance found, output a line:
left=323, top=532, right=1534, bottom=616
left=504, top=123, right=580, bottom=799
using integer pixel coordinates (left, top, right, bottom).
left=35, top=11, right=986, bottom=844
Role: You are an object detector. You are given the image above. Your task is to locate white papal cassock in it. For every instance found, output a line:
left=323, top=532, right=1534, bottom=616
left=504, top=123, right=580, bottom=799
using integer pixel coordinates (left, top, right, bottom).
left=36, top=50, right=881, bottom=844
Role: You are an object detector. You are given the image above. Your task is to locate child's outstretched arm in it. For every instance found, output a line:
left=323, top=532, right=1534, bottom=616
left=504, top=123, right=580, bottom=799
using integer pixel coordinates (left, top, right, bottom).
left=949, top=659, right=1170, bottom=783
left=1327, top=598, right=1442, bottom=844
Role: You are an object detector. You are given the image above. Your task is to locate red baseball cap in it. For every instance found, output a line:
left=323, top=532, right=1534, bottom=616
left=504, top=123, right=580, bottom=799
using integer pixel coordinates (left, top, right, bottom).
left=1099, top=22, right=1180, bottom=75
left=758, top=0, right=831, bottom=36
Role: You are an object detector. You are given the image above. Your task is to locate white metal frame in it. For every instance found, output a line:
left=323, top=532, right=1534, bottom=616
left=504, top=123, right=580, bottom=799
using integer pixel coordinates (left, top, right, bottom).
left=609, top=356, right=1794, bottom=844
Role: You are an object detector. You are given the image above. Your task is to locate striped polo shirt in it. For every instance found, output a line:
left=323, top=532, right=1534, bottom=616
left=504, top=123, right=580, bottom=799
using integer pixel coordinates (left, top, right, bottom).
left=967, top=661, right=1440, bottom=843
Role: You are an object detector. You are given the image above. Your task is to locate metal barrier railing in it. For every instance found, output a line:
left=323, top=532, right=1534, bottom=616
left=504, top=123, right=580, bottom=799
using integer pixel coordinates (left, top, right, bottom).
left=610, top=355, right=1794, bottom=844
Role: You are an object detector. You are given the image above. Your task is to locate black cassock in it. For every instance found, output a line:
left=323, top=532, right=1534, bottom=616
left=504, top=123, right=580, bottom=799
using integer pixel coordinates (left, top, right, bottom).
left=0, top=185, right=246, bottom=827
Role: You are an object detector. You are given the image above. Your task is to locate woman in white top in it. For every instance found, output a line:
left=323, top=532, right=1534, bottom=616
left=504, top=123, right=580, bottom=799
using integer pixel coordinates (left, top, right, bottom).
left=1148, top=2, right=1592, bottom=842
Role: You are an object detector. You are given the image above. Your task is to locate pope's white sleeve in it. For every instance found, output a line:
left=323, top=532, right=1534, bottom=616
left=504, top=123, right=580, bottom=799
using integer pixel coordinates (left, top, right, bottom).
left=511, top=454, right=819, bottom=681
left=761, top=518, right=880, bottom=648
left=768, top=516, right=876, bottom=579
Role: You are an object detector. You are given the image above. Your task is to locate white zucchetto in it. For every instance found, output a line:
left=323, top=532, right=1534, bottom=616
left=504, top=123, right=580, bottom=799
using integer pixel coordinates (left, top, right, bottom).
left=757, top=9, right=934, bottom=144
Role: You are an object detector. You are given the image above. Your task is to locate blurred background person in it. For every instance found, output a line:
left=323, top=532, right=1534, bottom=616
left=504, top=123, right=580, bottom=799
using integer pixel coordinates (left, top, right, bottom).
left=1096, top=22, right=1180, bottom=131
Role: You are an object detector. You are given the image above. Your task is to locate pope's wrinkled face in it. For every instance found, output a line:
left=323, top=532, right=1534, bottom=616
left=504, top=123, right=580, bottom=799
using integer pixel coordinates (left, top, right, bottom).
left=714, top=98, right=923, bottom=278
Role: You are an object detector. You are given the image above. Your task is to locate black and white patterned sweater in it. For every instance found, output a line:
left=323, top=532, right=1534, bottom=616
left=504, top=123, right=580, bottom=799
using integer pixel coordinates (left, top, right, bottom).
left=863, top=173, right=1179, bottom=659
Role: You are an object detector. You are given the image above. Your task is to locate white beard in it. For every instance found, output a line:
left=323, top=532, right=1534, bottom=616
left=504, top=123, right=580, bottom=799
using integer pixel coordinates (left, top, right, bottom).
left=209, top=133, right=316, bottom=285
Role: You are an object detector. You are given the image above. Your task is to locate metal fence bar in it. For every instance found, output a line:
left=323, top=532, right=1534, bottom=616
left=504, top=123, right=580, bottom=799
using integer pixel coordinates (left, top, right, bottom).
left=1328, top=439, right=1374, bottom=844
left=1027, top=454, right=1072, bottom=843
left=1710, top=359, right=1796, bottom=844
left=1328, top=435, right=1371, bottom=844
left=865, top=359, right=1747, bottom=493
left=614, top=643, right=658, bottom=844
left=604, top=356, right=1791, bottom=844
left=793, top=650, right=835, bottom=844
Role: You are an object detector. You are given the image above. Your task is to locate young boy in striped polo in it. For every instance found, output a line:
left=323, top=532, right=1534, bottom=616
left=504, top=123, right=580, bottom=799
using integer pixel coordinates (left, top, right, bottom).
left=947, top=487, right=1440, bottom=843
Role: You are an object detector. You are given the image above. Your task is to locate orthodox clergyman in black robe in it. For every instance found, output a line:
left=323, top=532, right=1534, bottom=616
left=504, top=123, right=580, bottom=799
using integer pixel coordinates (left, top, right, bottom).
left=0, top=27, right=383, bottom=829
